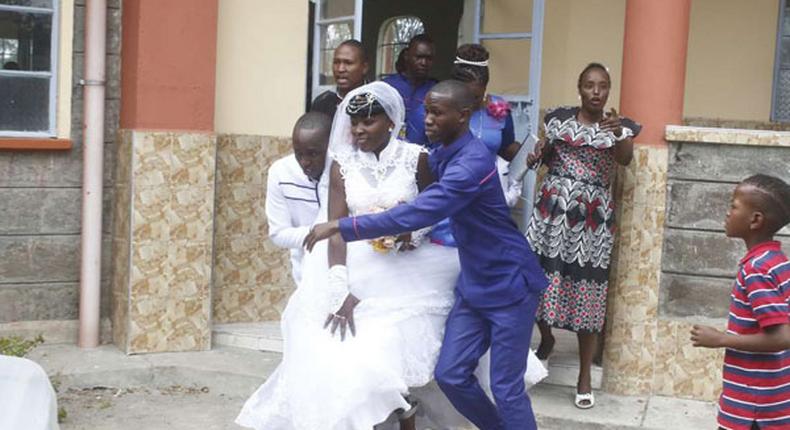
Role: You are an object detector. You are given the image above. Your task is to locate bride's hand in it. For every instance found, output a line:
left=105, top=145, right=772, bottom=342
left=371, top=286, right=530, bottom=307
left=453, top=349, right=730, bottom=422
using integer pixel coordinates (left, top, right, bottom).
left=304, top=220, right=341, bottom=251
left=324, top=294, right=360, bottom=341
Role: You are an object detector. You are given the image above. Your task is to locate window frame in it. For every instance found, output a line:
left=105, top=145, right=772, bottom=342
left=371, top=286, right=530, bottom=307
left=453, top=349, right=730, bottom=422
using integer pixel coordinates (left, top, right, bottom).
left=0, top=0, right=59, bottom=137
left=311, top=0, right=362, bottom=102
left=773, top=0, right=788, bottom=121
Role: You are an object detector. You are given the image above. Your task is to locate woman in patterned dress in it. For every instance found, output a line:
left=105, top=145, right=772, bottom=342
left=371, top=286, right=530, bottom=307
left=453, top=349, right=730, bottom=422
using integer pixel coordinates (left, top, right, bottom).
left=526, top=63, right=641, bottom=409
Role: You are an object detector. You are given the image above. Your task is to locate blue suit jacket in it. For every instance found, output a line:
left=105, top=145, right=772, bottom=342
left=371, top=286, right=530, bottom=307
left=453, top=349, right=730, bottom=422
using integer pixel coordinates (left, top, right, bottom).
left=339, top=132, right=549, bottom=308
left=382, top=73, right=435, bottom=146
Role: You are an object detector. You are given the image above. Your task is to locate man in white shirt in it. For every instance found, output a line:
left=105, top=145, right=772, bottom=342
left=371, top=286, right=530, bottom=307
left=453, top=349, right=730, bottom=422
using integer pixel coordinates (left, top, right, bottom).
left=266, top=112, right=332, bottom=283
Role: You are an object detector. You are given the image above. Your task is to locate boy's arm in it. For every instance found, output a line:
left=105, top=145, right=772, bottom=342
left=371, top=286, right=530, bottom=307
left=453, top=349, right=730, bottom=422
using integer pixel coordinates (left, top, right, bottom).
left=691, top=323, right=790, bottom=352
left=692, top=268, right=790, bottom=352
left=265, top=166, right=310, bottom=250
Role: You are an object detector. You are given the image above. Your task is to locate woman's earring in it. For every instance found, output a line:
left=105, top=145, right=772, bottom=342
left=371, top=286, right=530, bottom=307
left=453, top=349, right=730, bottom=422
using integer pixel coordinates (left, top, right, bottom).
left=388, top=127, right=394, bottom=132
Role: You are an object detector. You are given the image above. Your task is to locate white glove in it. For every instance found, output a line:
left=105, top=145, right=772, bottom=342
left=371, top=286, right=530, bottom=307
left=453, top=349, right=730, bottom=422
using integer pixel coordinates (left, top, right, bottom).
left=327, top=265, right=349, bottom=311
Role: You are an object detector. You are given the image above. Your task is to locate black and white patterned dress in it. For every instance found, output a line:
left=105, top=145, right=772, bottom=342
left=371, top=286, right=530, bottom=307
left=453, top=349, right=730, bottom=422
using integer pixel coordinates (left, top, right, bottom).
left=526, top=106, right=641, bottom=333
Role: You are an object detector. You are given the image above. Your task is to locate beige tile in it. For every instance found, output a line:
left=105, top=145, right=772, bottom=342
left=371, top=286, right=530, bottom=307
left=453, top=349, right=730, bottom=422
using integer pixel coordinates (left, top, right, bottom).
left=132, top=186, right=170, bottom=242
left=110, top=237, right=130, bottom=349
left=213, top=281, right=291, bottom=323
left=217, top=135, right=263, bottom=185
left=115, top=130, right=133, bottom=186
left=169, top=241, right=212, bottom=293
left=133, top=132, right=171, bottom=188
left=112, top=183, right=132, bottom=242
left=214, top=182, right=264, bottom=238
left=652, top=319, right=678, bottom=396
left=168, top=185, right=215, bottom=241
left=671, top=321, right=724, bottom=401
left=171, top=133, right=216, bottom=187
left=129, top=240, right=170, bottom=299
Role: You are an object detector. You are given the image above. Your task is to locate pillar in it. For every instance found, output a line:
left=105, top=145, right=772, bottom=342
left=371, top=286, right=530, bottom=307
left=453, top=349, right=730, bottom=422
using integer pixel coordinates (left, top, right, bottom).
left=602, top=0, right=697, bottom=396
left=619, top=0, right=691, bottom=146
left=111, top=0, right=219, bottom=354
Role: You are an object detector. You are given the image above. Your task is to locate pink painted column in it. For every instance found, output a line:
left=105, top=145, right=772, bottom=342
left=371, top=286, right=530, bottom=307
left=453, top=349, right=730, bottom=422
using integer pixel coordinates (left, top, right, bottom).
left=602, top=0, right=692, bottom=396
left=112, top=0, right=219, bottom=354
left=619, top=0, right=691, bottom=145
left=120, top=0, right=218, bottom=131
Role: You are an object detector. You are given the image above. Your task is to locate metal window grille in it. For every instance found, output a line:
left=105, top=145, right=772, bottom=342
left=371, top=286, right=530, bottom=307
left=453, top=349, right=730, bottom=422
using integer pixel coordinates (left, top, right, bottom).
left=0, top=0, right=58, bottom=136
left=772, top=0, right=790, bottom=122
left=375, top=15, right=424, bottom=80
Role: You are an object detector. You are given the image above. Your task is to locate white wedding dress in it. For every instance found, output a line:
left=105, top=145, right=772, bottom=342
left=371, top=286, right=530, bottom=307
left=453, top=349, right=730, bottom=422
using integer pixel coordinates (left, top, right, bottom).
left=237, top=139, right=464, bottom=430
left=236, top=82, right=546, bottom=430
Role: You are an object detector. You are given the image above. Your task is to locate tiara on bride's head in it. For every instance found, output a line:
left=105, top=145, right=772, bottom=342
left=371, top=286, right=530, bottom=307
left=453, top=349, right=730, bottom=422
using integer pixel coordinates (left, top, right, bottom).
left=346, top=92, right=386, bottom=118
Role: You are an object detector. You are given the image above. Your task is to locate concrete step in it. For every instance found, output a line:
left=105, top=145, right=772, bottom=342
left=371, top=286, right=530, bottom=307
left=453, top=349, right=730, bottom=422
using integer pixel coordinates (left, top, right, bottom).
left=531, top=384, right=716, bottom=430
left=212, top=322, right=602, bottom=390
left=28, top=343, right=717, bottom=430
left=213, top=322, right=283, bottom=353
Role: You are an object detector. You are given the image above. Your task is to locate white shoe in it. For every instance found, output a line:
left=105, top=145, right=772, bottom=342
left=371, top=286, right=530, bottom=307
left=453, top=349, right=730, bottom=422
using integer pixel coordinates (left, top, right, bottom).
left=574, top=391, right=595, bottom=409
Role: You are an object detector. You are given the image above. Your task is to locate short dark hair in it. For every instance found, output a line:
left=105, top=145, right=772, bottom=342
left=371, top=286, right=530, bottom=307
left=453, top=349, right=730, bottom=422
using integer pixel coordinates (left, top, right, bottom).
left=293, top=112, right=332, bottom=145
left=337, top=39, right=368, bottom=63
left=406, top=33, right=434, bottom=51
left=741, top=174, right=790, bottom=234
left=429, top=79, right=476, bottom=111
left=577, top=62, right=610, bottom=88
left=451, top=43, right=490, bottom=86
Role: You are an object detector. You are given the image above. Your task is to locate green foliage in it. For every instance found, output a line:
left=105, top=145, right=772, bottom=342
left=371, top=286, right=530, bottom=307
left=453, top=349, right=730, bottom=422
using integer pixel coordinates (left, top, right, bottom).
left=58, top=407, right=67, bottom=423
left=0, top=335, right=44, bottom=357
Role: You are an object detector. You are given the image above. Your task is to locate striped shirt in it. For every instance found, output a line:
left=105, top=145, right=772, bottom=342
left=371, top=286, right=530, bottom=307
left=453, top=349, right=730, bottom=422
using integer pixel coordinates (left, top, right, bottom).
left=719, top=241, right=790, bottom=430
left=265, top=154, right=321, bottom=283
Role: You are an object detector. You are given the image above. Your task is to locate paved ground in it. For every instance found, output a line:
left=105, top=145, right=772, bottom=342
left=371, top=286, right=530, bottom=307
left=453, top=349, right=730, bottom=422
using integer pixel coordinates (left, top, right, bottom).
left=58, top=385, right=244, bottom=430
left=26, top=343, right=717, bottom=430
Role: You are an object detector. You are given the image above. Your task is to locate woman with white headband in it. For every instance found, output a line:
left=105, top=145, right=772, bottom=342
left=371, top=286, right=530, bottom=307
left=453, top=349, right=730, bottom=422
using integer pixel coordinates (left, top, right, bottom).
left=451, top=43, right=523, bottom=162
left=427, top=43, right=527, bottom=248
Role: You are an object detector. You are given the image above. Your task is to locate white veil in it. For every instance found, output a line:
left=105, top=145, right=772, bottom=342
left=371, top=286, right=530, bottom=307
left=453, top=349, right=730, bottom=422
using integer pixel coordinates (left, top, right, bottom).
left=314, top=81, right=406, bottom=223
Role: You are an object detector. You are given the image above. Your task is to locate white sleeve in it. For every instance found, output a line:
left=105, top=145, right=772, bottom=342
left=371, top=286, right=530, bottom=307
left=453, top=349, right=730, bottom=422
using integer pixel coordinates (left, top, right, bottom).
left=265, top=164, right=311, bottom=250
left=504, top=179, right=523, bottom=208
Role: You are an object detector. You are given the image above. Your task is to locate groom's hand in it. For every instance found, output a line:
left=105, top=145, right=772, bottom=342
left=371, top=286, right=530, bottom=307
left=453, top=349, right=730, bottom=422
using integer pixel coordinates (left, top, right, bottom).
left=304, top=220, right=341, bottom=251
left=324, top=294, right=359, bottom=341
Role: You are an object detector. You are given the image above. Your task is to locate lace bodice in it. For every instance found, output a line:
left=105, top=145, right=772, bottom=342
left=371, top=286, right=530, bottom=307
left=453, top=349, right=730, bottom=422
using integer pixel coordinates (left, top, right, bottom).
left=332, top=139, right=426, bottom=215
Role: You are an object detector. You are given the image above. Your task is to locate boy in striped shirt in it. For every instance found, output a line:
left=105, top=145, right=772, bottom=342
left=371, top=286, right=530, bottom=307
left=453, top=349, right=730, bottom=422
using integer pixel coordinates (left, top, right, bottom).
left=691, top=174, right=790, bottom=430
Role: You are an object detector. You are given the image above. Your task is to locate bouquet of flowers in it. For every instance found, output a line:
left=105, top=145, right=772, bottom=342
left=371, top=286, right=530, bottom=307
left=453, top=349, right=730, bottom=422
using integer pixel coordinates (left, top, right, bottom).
left=366, top=204, right=428, bottom=254
left=486, top=97, right=511, bottom=121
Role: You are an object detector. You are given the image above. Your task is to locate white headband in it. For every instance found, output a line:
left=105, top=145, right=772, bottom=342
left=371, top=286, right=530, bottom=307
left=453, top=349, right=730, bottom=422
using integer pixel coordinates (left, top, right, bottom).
left=454, top=57, right=489, bottom=67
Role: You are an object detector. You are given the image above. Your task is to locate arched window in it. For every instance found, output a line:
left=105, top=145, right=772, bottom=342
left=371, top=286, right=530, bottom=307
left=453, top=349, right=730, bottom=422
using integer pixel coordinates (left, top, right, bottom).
left=376, top=16, right=424, bottom=80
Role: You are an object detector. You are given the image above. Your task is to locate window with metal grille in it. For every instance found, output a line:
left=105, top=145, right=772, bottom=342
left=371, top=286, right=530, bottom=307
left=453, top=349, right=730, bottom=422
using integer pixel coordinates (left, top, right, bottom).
left=0, top=0, right=57, bottom=136
left=773, top=0, right=790, bottom=121
left=376, top=16, right=424, bottom=80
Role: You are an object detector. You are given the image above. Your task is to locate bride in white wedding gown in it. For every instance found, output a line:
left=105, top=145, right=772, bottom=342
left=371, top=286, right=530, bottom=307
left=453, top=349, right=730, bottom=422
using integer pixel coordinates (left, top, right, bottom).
left=236, top=82, right=545, bottom=430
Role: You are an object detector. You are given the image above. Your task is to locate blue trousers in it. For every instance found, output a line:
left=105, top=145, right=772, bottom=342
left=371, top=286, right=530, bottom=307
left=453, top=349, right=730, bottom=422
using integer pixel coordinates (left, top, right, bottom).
left=434, top=292, right=539, bottom=430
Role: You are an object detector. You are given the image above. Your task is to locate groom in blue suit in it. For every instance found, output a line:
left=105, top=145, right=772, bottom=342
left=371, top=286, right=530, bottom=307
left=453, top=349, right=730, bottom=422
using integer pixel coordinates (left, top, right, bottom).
left=305, top=80, right=549, bottom=429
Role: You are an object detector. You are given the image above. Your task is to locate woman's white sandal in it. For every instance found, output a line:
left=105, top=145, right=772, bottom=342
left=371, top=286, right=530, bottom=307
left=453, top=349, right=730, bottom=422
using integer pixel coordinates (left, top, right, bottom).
left=574, top=391, right=595, bottom=409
